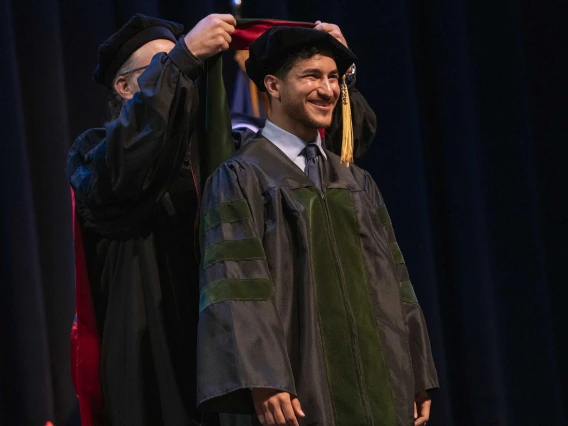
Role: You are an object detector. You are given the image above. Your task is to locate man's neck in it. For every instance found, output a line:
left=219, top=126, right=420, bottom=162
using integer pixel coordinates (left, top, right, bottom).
left=269, top=114, right=318, bottom=143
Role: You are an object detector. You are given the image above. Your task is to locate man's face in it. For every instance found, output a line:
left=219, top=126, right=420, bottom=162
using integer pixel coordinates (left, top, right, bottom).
left=278, top=54, right=341, bottom=130
left=116, top=38, right=176, bottom=99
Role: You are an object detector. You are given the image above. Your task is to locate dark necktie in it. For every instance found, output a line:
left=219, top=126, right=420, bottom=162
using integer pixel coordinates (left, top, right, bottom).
left=301, top=143, right=323, bottom=191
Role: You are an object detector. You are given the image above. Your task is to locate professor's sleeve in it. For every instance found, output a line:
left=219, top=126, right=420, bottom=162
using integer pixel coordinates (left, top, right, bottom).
left=196, top=162, right=296, bottom=414
left=66, top=39, right=202, bottom=234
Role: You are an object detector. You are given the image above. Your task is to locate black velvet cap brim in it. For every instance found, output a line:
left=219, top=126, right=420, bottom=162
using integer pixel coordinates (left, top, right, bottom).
left=93, top=14, right=184, bottom=88
left=245, top=26, right=357, bottom=92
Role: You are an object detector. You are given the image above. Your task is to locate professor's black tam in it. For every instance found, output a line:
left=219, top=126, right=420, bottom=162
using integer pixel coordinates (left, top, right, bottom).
left=245, top=26, right=357, bottom=92
left=93, top=14, right=184, bottom=88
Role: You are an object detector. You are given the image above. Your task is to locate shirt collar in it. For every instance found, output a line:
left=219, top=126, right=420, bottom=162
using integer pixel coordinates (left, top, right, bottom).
left=261, top=119, right=327, bottom=163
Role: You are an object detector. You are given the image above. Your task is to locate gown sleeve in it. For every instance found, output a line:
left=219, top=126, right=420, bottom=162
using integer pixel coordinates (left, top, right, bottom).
left=363, top=172, right=439, bottom=394
left=325, top=75, right=377, bottom=159
left=196, top=161, right=296, bottom=414
left=66, top=38, right=202, bottom=232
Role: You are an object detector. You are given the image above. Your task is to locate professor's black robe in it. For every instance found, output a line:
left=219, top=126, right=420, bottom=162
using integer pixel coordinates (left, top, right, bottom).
left=66, top=37, right=377, bottom=425
left=197, top=137, right=439, bottom=426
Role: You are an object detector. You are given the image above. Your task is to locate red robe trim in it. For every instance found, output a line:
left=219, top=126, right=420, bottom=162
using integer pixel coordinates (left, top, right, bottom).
left=71, top=189, right=104, bottom=426
left=229, top=19, right=315, bottom=50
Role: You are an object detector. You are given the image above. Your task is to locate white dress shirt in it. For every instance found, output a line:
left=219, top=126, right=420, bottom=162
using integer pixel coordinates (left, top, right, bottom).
left=261, top=119, right=327, bottom=173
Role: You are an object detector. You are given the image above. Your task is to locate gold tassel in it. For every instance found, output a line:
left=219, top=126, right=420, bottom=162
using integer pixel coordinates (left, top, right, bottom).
left=340, top=75, right=354, bottom=166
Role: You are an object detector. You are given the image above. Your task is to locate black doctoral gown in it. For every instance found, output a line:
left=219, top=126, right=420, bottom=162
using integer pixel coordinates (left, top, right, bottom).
left=66, top=37, right=377, bottom=425
left=197, top=138, right=439, bottom=426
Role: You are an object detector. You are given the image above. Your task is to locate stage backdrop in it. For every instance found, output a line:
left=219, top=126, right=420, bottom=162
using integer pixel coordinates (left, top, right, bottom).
left=1, top=0, right=567, bottom=424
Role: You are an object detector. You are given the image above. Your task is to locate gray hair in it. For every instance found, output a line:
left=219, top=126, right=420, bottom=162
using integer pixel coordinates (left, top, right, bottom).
left=107, top=55, right=137, bottom=121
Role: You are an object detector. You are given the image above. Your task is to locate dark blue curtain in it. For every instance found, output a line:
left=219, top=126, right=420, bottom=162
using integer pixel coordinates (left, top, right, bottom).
left=1, top=0, right=566, bottom=424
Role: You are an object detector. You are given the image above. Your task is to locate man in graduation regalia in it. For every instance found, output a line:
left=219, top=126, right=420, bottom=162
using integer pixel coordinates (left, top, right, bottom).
left=66, top=13, right=377, bottom=426
left=196, top=27, right=439, bottom=426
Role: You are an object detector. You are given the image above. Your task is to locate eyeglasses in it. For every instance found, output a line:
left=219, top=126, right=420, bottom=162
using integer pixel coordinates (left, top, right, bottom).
left=117, top=65, right=149, bottom=77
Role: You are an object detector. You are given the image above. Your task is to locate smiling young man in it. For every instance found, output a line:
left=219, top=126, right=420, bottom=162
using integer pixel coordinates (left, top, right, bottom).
left=196, top=27, right=439, bottom=426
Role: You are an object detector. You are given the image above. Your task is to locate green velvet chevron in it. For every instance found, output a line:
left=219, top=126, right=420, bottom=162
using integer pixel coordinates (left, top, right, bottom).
left=200, top=278, right=274, bottom=312
left=203, top=238, right=265, bottom=269
left=203, top=198, right=251, bottom=231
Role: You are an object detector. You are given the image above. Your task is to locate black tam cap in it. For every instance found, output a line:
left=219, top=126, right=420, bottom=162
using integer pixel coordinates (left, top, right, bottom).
left=93, top=14, right=184, bottom=88
left=246, top=26, right=357, bottom=92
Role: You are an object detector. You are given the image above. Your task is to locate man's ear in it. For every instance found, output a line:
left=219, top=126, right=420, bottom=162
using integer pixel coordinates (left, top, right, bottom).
left=264, top=75, right=281, bottom=101
left=114, top=76, right=135, bottom=101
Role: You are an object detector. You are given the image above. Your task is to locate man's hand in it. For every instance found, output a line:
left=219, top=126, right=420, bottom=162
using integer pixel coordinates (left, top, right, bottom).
left=414, top=390, right=431, bottom=426
left=184, top=14, right=236, bottom=60
left=314, top=21, right=348, bottom=47
left=252, top=388, right=305, bottom=426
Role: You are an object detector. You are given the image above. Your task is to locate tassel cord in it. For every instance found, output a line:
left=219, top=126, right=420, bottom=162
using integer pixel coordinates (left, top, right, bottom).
left=340, top=75, right=354, bottom=166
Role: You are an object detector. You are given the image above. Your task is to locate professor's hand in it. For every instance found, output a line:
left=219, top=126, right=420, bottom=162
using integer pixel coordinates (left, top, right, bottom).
left=184, top=14, right=236, bottom=60
left=314, top=21, right=348, bottom=47
left=252, top=388, right=305, bottom=426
